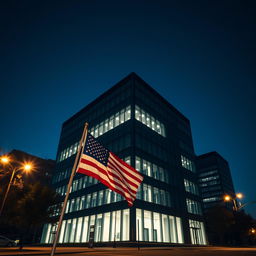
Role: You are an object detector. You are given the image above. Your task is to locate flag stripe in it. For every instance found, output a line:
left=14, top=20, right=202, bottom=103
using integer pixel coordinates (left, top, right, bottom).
left=77, top=166, right=134, bottom=205
left=79, top=156, right=136, bottom=200
left=77, top=165, right=134, bottom=204
left=108, top=156, right=140, bottom=187
left=107, top=160, right=139, bottom=191
left=76, top=133, right=143, bottom=207
left=107, top=164, right=138, bottom=195
left=80, top=156, right=137, bottom=198
left=109, top=153, right=143, bottom=183
left=79, top=160, right=135, bottom=202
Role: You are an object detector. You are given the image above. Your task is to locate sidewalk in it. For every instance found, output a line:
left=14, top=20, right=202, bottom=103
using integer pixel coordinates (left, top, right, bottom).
left=0, top=247, right=88, bottom=256
left=1, top=246, right=256, bottom=256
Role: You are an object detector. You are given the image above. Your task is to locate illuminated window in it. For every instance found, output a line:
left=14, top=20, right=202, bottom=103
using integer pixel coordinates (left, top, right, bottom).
left=186, top=198, right=202, bottom=215
left=189, top=220, right=207, bottom=245
left=181, top=155, right=195, bottom=172
left=203, top=197, right=219, bottom=202
left=90, top=106, right=131, bottom=138
left=135, top=105, right=166, bottom=137
left=57, top=107, right=131, bottom=163
left=184, top=179, right=199, bottom=195
left=135, top=156, right=168, bottom=183
left=135, top=209, right=184, bottom=244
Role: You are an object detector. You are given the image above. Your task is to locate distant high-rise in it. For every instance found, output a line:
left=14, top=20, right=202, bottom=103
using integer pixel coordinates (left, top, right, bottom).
left=41, top=73, right=207, bottom=245
left=196, top=152, right=235, bottom=210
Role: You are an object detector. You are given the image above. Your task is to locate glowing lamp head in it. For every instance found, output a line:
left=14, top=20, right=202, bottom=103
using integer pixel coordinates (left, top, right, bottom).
left=236, top=193, right=243, bottom=199
left=1, top=156, right=10, bottom=164
left=252, top=229, right=255, bottom=234
left=23, top=163, right=33, bottom=172
left=224, top=195, right=231, bottom=202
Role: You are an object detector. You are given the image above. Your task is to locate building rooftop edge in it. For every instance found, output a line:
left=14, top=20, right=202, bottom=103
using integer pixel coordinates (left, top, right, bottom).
left=63, top=72, right=189, bottom=127
left=9, top=149, right=55, bottom=163
left=196, top=151, right=228, bottom=163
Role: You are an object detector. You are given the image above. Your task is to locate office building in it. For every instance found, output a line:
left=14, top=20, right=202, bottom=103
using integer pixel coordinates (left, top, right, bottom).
left=196, top=152, right=235, bottom=210
left=41, top=73, right=207, bottom=245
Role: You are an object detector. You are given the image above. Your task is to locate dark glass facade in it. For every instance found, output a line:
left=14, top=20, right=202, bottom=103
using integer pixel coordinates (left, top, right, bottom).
left=41, top=73, right=207, bottom=245
left=196, top=152, right=235, bottom=210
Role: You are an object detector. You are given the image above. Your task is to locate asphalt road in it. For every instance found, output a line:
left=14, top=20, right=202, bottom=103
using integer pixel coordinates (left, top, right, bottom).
left=0, top=247, right=256, bottom=256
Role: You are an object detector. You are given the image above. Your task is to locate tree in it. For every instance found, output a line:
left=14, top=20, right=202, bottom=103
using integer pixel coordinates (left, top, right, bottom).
left=230, top=210, right=255, bottom=245
left=205, top=206, right=256, bottom=245
left=205, top=206, right=234, bottom=245
left=0, top=182, right=59, bottom=244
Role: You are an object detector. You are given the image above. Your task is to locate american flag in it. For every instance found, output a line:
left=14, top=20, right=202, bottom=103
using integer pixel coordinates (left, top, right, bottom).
left=76, top=133, right=143, bottom=206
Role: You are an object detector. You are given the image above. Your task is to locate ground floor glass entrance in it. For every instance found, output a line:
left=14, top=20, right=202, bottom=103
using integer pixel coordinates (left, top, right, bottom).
left=41, top=209, right=129, bottom=244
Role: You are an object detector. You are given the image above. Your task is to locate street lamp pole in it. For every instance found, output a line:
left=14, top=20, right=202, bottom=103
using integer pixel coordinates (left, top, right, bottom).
left=224, top=193, right=243, bottom=212
left=232, top=198, right=238, bottom=212
left=0, top=156, right=33, bottom=217
left=0, top=167, right=17, bottom=217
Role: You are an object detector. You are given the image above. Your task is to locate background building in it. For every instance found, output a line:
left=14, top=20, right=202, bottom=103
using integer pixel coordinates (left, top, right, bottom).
left=196, top=152, right=236, bottom=211
left=41, top=73, right=207, bottom=245
left=7, top=149, right=55, bottom=185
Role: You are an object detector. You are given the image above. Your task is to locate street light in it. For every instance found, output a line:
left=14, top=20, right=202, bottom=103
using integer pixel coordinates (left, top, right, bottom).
left=224, top=193, right=243, bottom=211
left=0, top=157, right=33, bottom=216
left=1, top=156, right=10, bottom=164
left=236, top=193, right=243, bottom=199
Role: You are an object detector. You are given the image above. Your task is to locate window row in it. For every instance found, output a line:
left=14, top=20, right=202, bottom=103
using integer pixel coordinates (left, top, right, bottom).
left=135, top=156, right=168, bottom=183
left=181, top=155, right=195, bottom=172
left=199, top=180, right=220, bottom=187
left=199, top=175, right=219, bottom=183
left=184, top=179, right=199, bottom=195
left=57, top=142, right=79, bottom=163
left=62, top=86, right=131, bottom=137
left=198, top=170, right=218, bottom=177
left=203, top=197, right=220, bottom=203
left=52, top=168, right=72, bottom=184
left=135, top=105, right=166, bottom=137
left=55, top=175, right=99, bottom=196
left=51, top=189, right=125, bottom=217
left=186, top=198, right=202, bottom=215
left=136, top=209, right=183, bottom=243
left=54, top=184, right=169, bottom=217
left=57, top=106, right=131, bottom=163
left=189, top=220, right=207, bottom=245
left=42, top=209, right=130, bottom=244
left=90, top=106, right=131, bottom=138
left=137, top=184, right=171, bottom=207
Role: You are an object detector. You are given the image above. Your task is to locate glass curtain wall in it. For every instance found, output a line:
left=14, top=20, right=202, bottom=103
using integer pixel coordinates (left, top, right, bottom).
left=189, top=220, right=207, bottom=245
left=136, top=209, right=184, bottom=244
left=41, top=209, right=130, bottom=244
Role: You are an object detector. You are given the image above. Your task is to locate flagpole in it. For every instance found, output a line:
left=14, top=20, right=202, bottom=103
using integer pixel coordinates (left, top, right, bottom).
left=50, top=122, right=89, bottom=256
left=113, top=210, right=117, bottom=248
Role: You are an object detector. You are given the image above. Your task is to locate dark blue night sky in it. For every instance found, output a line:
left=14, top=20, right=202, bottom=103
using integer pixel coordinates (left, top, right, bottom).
left=1, top=1, right=255, bottom=216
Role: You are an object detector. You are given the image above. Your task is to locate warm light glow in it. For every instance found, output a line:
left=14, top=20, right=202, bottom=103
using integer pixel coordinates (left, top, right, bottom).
left=1, top=156, right=9, bottom=164
left=23, top=163, right=33, bottom=172
left=224, top=195, right=231, bottom=202
left=236, top=193, right=243, bottom=199
left=251, top=228, right=255, bottom=234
